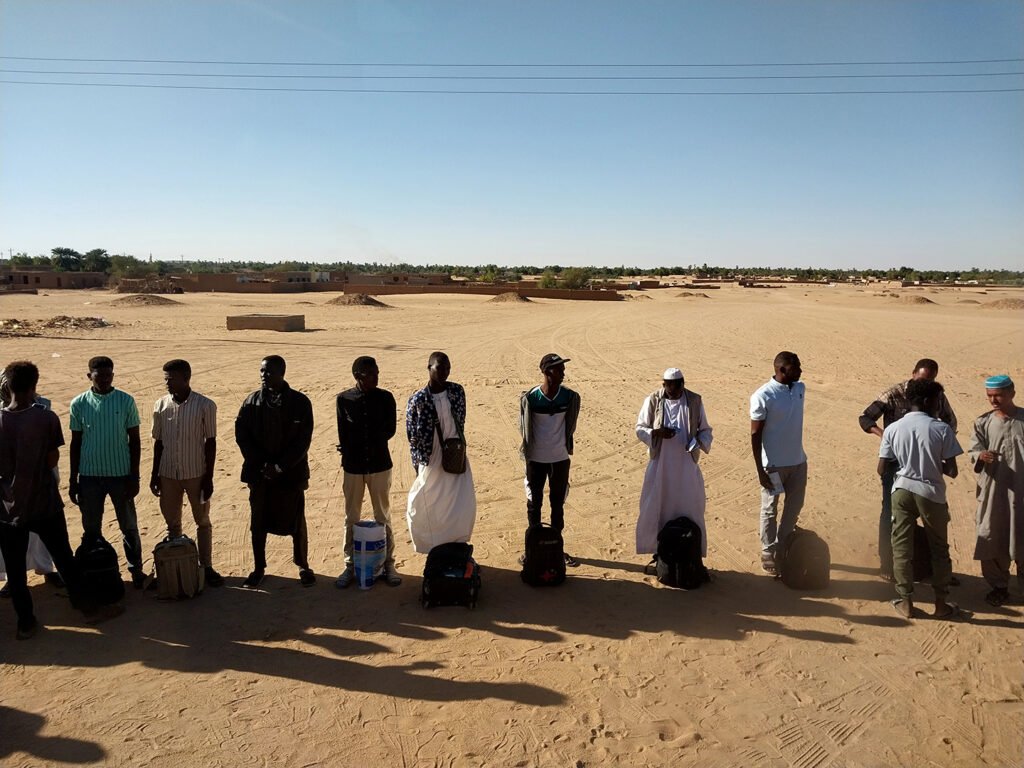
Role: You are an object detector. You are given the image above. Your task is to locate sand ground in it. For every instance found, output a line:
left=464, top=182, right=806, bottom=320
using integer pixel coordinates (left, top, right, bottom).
left=1, top=284, right=1022, bottom=767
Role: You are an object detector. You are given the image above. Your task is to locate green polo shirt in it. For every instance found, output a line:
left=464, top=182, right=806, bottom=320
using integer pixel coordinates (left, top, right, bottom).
left=69, top=388, right=141, bottom=476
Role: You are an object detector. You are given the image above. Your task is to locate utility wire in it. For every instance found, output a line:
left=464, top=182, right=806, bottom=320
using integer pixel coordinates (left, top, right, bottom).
left=2, top=68, right=1021, bottom=81
left=1, top=55, right=1022, bottom=68
left=2, top=79, right=1022, bottom=95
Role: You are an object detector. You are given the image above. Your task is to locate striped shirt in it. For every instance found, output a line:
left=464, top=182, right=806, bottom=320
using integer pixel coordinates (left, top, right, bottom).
left=152, top=391, right=217, bottom=480
left=69, top=388, right=141, bottom=477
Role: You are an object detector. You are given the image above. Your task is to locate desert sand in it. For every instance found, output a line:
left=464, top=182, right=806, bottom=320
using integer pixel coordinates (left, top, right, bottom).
left=1, top=283, right=1022, bottom=767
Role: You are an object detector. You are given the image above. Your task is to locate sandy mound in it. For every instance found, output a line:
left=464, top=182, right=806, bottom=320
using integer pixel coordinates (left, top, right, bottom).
left=110, top=294, right=182, bottom=307
left=957, top=299, right=981, bottom=305
left=676, top=291, right=710, bottom=298
left=981, top=298, right=1024, bottom=310
left=898, top=296, right=935, bottom=305
left=43, top=315, right=113, bottom=329
left=326, top=294, right=392, bottom=308
left=624, top=294, right=652, bottom=301
left=0, top=315, right=113, bottom=336
left=488, top=292, right=533, bottom=303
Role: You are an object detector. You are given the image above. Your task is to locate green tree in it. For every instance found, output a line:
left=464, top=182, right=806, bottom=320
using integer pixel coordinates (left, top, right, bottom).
left=539, top=269, right=558, bottom=288
left=560, top=267, right=591, bottom=290
left=50, top=246, right=82, bottom=271
left=82, top=248, right=111, bottom=273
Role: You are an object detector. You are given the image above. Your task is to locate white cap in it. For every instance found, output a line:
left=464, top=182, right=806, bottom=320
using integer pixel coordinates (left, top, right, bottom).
left=662, top=367, right=683, bottom=381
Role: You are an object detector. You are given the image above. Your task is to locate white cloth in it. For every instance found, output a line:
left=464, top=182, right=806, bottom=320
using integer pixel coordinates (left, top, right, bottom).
left=635, top=394, right=712, bottom=555
left=406, top=391, right=477, bottom=553
left=750, top=378, right=806, bottom=468
left=880, top=411, right=963, bottom=504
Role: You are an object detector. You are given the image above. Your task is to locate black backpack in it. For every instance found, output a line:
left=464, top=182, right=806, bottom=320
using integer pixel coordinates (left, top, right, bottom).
left=422, top=542, right=481, bottom=609
left=655, top=516, right=707, bottom=589
left=521, top=523, right=566, bottom=587
left=74, top=535, right=125, bottom=605
left=779, top=527, right=830, bottom=590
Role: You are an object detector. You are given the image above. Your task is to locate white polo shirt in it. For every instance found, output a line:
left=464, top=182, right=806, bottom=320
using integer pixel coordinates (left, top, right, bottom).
left=750, top=378, right=806, bottom=468
left=879, top=411, right=962, bottom=504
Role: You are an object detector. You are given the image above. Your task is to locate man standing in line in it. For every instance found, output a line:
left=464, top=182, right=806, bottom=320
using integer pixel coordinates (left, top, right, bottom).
left=969, top=375, right=1023, bottom=607
left=860, top=358, right=957, bottom=581
left=879, top=379, right=962, bottom=619
left=0, top=361, right=123, bottom=639
left=235, top=355, right=315, bottom=589
left=335, top=356, right=401, bottom=589
left=750, top=351, right=806, bottom=575
left=150, top=359, right=223, bottom=587
left=68, top=356, right=145, bottom=587
left=519, top=353, right=581, bottom=567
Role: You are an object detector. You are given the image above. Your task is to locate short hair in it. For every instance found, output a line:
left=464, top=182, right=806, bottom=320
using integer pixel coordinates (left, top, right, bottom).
left=162, top=359, right=192, bottom=377
left=906, top=378, right=944, bottom=408
left=87, top=356, right=114, bottom=371
left=428, top=351, right=449, bottom=367
left=773, top=351, right=799, bottom=369
left=913, top=358, right=939, bottom=375
left=352, top=356, right=377, bottom=375
left=3, top=361, right=39, bottom=395
left=262, top=355, right=286, bottom=374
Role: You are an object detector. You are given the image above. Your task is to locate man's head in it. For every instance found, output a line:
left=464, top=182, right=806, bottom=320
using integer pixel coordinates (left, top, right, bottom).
left=662, top=367, right=684, bottom=398
left=2, top=361, right=38, bottom=401
left=352, top=356, right=379, bottom=392
left=260, top=355, right=287, bottom=390
left=87, top=355, right=115, bottom=394
left=906, top=378, right=944, bottom=417
left=773, top=351, right=802, bottom=385
left=911, top=358, right=939, bottom=381
left=162, top=359, right=192, bottom=398
left=428, top=351, right=451, bottom=387
left=984, top=375, right=1015, bottom=415
left=540, top=353, right=569, bottom=389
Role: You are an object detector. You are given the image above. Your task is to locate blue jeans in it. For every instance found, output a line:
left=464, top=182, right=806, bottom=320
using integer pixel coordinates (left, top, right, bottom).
left=78, top=475, right=143, bottom=571
left=879, top=461, right=897, bottom=576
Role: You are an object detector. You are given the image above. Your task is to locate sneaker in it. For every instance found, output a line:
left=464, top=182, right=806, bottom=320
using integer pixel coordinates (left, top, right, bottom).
left=335, top=567, right=354, bottom=589
left=761, top=553, right=777, bottom=576
left=564, top=552, right=580, bottom=568
left=643, top=557, right=658, bottom=576
left=204, top=567, right=225, bottom=588
left=517, top=553, right=526, bottom=566
left=44, top=572, right=65, bottom=588
left=16, top=618, right=39, bottom=640
left=985, top=587, right=1010, bottom=607
left=242, top=570, right=265, bottom=589
left=130, top=568, right=147, bottom=590
left=384, top=564, right=402, bottom=587
left=299, top=568, right=316, bottom=587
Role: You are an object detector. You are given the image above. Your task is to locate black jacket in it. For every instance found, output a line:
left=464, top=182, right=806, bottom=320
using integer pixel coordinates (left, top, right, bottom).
left=235, top=384, right=314, bottom=487
left=336, top=386, right=396, bottom=474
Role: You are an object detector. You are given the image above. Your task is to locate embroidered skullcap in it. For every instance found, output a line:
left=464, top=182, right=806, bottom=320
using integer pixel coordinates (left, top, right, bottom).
left=662, top=368, right=684, bottom=381
left=985, top=374, right=1013, bottom=390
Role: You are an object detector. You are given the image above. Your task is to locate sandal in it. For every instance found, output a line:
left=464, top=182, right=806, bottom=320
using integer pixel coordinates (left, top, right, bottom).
left=932, top=602, right=967, bottom=620
left=891, top=598, right=913, bottom=619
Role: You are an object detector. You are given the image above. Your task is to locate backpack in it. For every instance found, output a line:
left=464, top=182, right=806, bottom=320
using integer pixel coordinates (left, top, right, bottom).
left=421, top=542, right=481, bottom=609
left=520, top=524, right=566, bottom=587
left=912, top=523, right=933, bottom=582
left=153, top=535, right=204, bottom=599
left=655, top=516, right=707, bottom=590
left=779, top=527, right=830, bottom=590
left=74, top=535, right=125, bottom=605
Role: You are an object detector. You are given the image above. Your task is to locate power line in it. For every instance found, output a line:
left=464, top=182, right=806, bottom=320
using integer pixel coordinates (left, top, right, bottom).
left=2, top=68, right=1021, bottom=81
left=2, top=79, right=1022, bottom=95
left=0, top=55, right=1022, bottom=68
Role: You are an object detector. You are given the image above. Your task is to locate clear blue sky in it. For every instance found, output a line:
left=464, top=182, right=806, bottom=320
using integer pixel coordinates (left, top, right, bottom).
left=1, top=1, right=1021, bottom=270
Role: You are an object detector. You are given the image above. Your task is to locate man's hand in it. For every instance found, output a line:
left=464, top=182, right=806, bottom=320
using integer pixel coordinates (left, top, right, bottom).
left=869, top=426, right=884, bottom=438
left=127, top=477, right=140, bottom=499
left=150, top=474, right=162, bottom=496
left=201, top=476, right=214, bottom=500
left=978, top=450, right=999, bottom=465
left=68, top=477, right=80, bottom=506
left=757, top=468, right=774, bottom=491
left=261, top=463, right=281, bottom=480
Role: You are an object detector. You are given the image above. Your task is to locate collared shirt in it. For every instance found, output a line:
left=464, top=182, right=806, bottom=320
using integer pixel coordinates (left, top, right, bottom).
left=336, top=386, right=396, bottom=475
left=859, top=380, right=957, bottom=434
left=152, top=391, right=217, bottom=480
left=750, top=378, right=806, bottom=468
left=69, top=388, right=140, bottom=477
left=879, top=411, right=962, bottom=504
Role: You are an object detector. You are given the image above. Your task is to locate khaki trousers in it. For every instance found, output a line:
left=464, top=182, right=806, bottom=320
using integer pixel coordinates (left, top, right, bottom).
left=342, top=470, right=395, bottom=567
left=159, top=475, right=213, bottom=567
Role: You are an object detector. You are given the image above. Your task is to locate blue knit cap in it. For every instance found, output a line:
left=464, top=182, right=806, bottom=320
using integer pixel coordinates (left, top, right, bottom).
left=984, top=374, right=1013, bottom=390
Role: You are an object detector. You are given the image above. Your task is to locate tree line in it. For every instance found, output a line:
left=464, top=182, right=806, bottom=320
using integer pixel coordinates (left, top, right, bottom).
left=4, top=248, right=1022, bottom=286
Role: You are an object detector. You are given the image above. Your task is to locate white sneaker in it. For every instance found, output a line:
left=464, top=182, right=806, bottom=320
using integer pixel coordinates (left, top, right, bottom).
left=335, top=567, right=354, bottom=589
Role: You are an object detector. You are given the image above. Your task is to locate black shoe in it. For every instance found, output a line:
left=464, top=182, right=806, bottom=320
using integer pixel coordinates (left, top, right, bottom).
left=130, top=568, right=147, bottom=590
left=44, top=572, right=65, bottom=588
left=564, top=552, right=580, bottom=568
left=985, top=587, right=1010, bottom=607
left=16, top=618, right=39, bottom=640
left=242, top=570, right=265, bottom=589
left=299, top=569, right=316, bottom=587
left=949, top=574, right=961, bottom=587
left=204, top=567, right=225, bottom=587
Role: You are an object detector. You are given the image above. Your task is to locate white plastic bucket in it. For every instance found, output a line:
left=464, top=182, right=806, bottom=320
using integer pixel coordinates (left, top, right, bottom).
left=353, top=521, right=386, bottom=589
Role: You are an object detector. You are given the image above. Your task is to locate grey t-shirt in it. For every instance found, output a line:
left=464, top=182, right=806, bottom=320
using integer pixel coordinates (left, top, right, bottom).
left=879, top=411, right=962, bottom=504
left=0, top=404, right=65, bottom=525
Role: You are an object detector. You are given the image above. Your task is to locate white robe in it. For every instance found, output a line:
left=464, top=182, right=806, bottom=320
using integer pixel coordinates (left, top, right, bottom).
left=635, top=395, right=713, bottom=555
left=406, top=391, right=477, bottom=553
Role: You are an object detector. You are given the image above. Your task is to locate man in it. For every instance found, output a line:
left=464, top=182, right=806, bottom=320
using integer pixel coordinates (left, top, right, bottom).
left=235, top=355, right=315, bottom=588
left=0, top=361, right=122, bottom=639
left=969, top=375, right=1023, bottom=607
left=635, top=367, right=713, bottom=564
left=68, top=356, right=144, bottom=587
left=405, top=352, right=476, bottom=554
left=519, top=353, right=582, bottom=566
left=750, top=351, right=806, bottom=575
left=335, top=356, right=400, bottom=589
left=879, top=379, right=962, bottom=619
left=860, top=358, right=957, bottom=581
left=150, top=359, right=223, bottom=587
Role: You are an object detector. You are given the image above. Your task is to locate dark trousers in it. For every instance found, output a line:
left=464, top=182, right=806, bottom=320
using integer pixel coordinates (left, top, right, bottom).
left=0, top=516, right=81, bottom=630
left=251, top=516, right=309, bottom=571
left=249, top=484, right=309, bottom=572
left=878, top=461, right=897, bottom=576
left=526, top=459, right=571, bottom=532
left=78, top=475, right=143, bottom=571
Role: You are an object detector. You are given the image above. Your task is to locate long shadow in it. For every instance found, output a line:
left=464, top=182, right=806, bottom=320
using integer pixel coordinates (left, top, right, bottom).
left=0, top=706, right=106, bottom=764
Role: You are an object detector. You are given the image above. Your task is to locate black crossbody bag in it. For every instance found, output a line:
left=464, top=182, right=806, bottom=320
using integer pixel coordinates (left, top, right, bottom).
left=435, top=421, right=467, bottom=474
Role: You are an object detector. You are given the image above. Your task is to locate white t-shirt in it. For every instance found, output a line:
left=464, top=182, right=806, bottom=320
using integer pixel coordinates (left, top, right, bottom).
left=750, top=378, right=806, bottom=468
left=527, top=387, right=570, bottom=464
left=879, top=411, right=962, bottom=504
